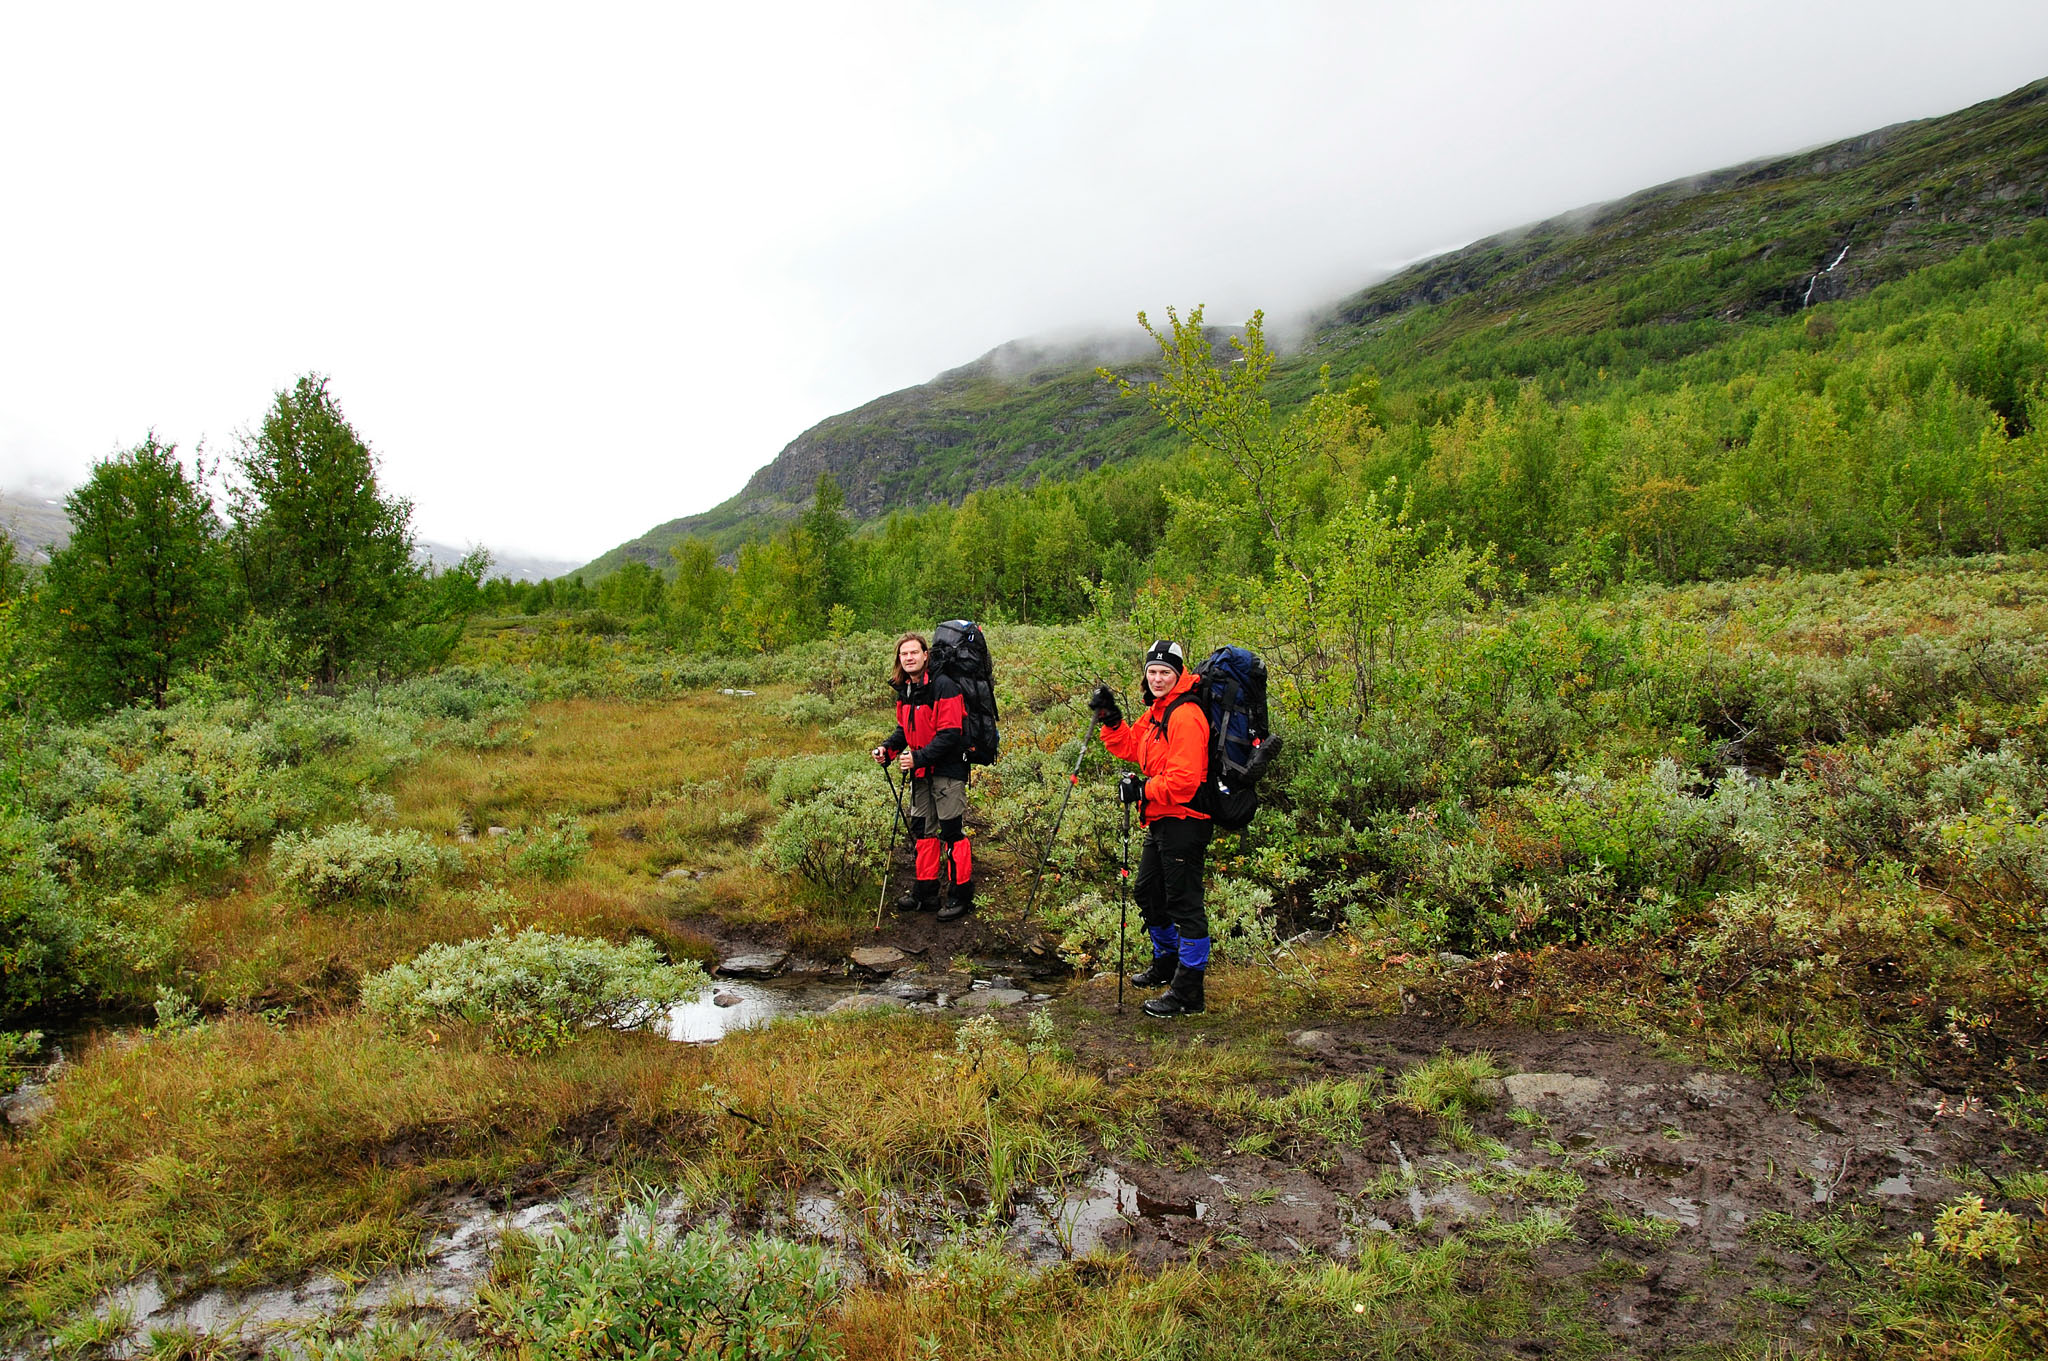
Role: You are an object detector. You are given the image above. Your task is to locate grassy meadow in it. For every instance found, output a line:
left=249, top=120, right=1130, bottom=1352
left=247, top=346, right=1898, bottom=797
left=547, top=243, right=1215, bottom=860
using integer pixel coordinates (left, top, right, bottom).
left=2, top=555, right=2046, bottom=1359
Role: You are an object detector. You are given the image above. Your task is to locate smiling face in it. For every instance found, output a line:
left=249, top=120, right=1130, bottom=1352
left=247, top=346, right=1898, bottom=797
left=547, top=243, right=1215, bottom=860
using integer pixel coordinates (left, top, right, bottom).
left=897, top=637, right=928, bottom=677
left=1145, top=662, right=1178, bottom=699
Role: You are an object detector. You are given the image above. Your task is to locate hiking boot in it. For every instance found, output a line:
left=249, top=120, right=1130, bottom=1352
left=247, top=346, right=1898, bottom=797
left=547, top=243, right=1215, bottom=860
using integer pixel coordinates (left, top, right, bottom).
left=1142, top=966, right=1205, bottom=1018
left=1128, top=955, right=1176, bottom=988
left=894, top=882, right=940, bottom=913
left=936, top=881, right=975, bottom=923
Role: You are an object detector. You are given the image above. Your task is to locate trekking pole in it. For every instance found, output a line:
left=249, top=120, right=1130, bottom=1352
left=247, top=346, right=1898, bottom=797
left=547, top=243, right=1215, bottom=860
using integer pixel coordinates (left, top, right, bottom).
left=1116, top=800, right=1131, bottom=1015
left=874, top=763, right=914, bottom=930
left=1023, top=716, right=1096, bottom=919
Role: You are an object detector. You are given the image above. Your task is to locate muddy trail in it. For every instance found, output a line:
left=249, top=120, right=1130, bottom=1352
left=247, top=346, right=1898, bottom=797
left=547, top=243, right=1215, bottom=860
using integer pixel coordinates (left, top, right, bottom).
left=1046, top=1011, right=2046, bottom=1349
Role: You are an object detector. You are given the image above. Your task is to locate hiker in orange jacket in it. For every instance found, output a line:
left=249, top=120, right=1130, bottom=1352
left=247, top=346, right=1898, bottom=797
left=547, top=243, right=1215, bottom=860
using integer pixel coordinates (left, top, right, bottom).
left=1090, top=640, right=1212, bottom=1017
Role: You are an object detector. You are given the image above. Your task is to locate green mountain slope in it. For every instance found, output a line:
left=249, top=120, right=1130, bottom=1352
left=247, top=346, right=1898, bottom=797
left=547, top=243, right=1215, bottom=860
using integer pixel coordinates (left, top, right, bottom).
left=582, top=76, right=2048, bottom=579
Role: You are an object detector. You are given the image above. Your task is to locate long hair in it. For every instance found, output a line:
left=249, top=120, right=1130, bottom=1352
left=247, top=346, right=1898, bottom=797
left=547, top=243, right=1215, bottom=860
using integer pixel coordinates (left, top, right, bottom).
left=890, top=632, right=930, bottom=687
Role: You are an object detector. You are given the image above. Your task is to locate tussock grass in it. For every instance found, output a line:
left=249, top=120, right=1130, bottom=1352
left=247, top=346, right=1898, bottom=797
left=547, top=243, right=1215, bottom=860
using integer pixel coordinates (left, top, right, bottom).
left=1395, top=1049, right=1503, bottom=1116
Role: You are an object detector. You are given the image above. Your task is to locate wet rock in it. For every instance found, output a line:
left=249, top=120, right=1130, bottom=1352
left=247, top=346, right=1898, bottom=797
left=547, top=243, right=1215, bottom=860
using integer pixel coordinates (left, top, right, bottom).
left=1504, top=1072, right=1610, bottom=1110
left=826, top=994, right=904, bottom=1015
left=712, top=991, right=744, bottom=1008
left=716, top=951, right=788, bottom=979
left=3, top=1082, right=52, bottom=1129
left=660, top=866, right=699, bottom=882
left=1029, top=993, right=1050, bottom=1003
left=1291, top=1029, right=1338, bottom=1053
left=954, top=988, right=1027, bottom=1011
left=887, top=982, right=935, bottom=1003
left=718, top=687, right=756, bottom=696
left=986, top=975, right=1018, bottom=991
left=849, top=946, right=906, bottom=973
left=1472, top=1077, right=1508, bottom=1105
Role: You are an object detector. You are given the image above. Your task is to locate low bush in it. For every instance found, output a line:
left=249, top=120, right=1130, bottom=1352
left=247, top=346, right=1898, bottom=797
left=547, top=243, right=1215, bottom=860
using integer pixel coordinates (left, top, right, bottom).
left=360, top=927, right=705, bottom=1052
left=477, top=1211, right=839, bottom=1361
left=271, top=822, right=452, bottom=906
left=758, top=774, right=892, bottom=896
left=507, top=815, right=589, bottom=881
left=0, top=812, right=83, bottom=1016
left=765, top=752, right=875, bottom=807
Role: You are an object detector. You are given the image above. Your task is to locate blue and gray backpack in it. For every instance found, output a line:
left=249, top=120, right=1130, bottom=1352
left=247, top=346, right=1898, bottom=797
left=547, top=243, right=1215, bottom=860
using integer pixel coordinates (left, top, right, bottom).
left=1161, top=645, right=1282, bottom=832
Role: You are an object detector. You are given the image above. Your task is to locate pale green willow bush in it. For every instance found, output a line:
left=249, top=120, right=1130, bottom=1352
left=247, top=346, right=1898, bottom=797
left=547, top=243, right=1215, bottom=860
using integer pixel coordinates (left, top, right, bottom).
left=362, top=927, right=705, bottom=1052
left=271, top=821, right=454, bottom=906
left=764, top=751, right=872, bottom=806
left=476, top=1210, right=838, bottom=1361
left=507, top=814, right=589, bottom=881
left=758, top=773, right=890, bottom=896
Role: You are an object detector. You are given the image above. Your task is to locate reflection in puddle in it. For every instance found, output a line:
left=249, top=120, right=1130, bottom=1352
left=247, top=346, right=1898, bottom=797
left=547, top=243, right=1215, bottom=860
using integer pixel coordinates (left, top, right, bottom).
left=1797, top=1112, right=1849, bottom=1138
left=661, top=980, right=859, bottom=1042
left=1609, top=1153, right=1691, bottom=1180
left=1012, top=1167, right=1206, bottom=1262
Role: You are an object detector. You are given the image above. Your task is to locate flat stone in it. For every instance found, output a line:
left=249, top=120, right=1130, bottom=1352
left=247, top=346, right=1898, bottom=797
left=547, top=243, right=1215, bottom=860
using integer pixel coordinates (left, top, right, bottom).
left=954, top=988, right=1027, bottom=1011
left=712, top=991, right=743, bottom=1008
left=849, top=946, right=907, bottom=972
left=660, top=867, right=695, bottom=882
left=1472, top=1077, right=1509, bottom=1105
left=826, top=994, right=904, bottom=1015
left=987, top=975, right=1019, bottom=990
left=1291, top=1029, right=1338, bottom=1052
left=1504, top=1072, right=1611, bottom=1110
left=2, top=1084, right=51, bottom=1128
left=715, top=951, right=788, bottom=979
left=887, top=982, right=935, bottom=1003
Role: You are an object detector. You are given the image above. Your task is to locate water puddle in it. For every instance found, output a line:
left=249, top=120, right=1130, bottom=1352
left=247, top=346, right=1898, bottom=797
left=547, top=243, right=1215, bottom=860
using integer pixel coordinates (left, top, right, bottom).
left=1011, top=1168, right=1207, bottom=1262
left=1608, top=1153, right=1691, bottom=1181
left=1797, top=1112, right=1849, bottom=1138
left=662, top=979, right=862, bottom=1042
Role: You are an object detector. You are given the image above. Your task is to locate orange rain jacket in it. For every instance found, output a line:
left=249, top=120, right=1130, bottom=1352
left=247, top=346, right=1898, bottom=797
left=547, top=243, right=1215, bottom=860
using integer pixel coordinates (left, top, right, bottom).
left=1100, top=667, right=1211, bottom=825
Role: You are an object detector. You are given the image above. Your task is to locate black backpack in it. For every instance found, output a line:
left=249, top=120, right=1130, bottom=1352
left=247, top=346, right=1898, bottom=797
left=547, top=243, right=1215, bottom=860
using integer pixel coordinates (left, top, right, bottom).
left=930, top=619, right=1000, bottom=766
left=1161, top=645, right=1282, bottom=831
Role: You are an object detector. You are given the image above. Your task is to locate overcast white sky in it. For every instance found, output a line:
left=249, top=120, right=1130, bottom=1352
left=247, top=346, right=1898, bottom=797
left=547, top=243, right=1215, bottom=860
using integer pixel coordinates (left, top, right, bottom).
left=3, top=2, right=2045, bottom=563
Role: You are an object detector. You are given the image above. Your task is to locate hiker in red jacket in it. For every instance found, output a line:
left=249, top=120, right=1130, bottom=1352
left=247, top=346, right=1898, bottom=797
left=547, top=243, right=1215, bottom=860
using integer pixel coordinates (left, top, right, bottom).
left=872, top=632, right=975, bottom=921
left=1091, top=640, right=1212, bottom=1017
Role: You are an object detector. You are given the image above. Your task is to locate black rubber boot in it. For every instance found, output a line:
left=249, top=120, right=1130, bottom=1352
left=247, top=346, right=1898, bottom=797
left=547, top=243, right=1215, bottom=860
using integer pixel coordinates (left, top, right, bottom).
left=894, top=881, right=940, bottom=913
left=1129, top=955, right=1176, bottom=988
left=1142, top=965, right=1205, bottom=1018
left=936, top=880, right=975, bottom=923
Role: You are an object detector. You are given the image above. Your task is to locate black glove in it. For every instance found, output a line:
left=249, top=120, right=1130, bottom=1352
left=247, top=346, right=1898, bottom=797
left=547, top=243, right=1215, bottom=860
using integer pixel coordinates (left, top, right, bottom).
left=1117, top=773, right=1147, bottom=806
left=1087, top=684, right=1123, bottom=728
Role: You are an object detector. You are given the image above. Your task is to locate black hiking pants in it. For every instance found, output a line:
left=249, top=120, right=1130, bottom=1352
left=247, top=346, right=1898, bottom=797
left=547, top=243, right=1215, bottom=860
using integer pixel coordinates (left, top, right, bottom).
left=1133, top=816, right=1211, bottom=943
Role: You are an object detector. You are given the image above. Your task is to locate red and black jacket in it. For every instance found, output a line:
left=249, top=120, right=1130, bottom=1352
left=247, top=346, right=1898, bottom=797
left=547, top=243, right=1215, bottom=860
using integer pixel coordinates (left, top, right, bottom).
left=882, top=671, right=969, bottom=780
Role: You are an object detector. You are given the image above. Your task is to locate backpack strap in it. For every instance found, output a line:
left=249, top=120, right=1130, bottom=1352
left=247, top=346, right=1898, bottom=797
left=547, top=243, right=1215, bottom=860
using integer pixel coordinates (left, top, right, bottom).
left=1150, top=690, right=1200, bottom=739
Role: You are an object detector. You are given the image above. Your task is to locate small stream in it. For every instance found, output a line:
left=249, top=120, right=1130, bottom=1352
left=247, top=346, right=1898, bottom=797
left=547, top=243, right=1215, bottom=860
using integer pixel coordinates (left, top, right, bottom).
left=661, top=978, right=867, bottom=1042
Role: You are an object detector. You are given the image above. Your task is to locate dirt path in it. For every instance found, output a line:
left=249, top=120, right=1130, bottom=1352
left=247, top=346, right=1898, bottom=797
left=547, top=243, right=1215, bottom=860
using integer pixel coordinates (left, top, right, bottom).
left=1055, top=1013, right=2039, bottom=1349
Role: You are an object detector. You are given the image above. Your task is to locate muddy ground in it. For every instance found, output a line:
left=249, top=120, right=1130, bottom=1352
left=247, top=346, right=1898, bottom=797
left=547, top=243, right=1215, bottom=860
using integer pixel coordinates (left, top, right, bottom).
left=1049, top=1010, right=2042, bottom=1350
